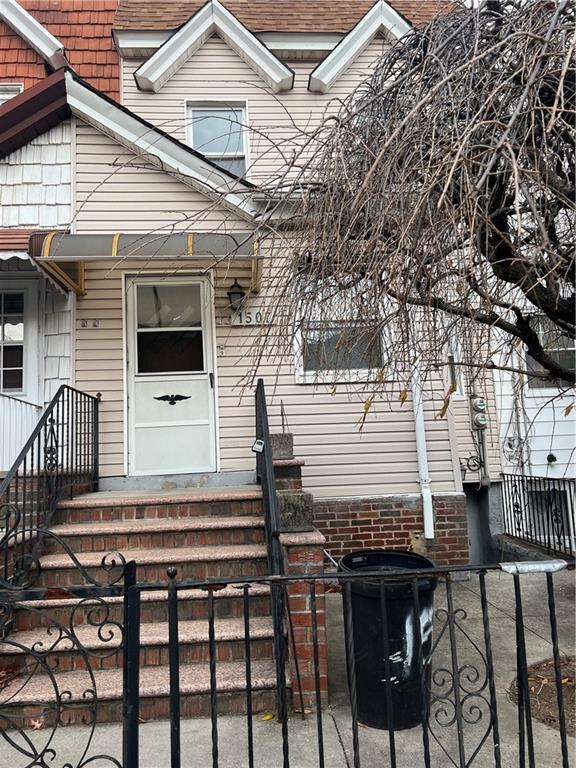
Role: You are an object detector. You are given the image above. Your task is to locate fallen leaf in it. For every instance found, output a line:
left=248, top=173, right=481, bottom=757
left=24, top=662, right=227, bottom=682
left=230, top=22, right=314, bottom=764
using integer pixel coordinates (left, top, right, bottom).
left=261, top=713, right=275, bottom=721
left=29, top=719, right=43, bottom=731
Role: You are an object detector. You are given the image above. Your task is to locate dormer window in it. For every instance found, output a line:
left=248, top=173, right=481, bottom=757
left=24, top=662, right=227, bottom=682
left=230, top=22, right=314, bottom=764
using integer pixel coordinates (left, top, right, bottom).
left=187, top=103, right=248, bottom=177
left=0, top=84, right=23, bottom=106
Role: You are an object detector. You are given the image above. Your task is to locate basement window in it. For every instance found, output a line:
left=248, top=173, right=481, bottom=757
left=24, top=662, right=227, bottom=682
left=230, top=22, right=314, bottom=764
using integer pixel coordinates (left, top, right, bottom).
left=187, top=103, right=248, bottom=177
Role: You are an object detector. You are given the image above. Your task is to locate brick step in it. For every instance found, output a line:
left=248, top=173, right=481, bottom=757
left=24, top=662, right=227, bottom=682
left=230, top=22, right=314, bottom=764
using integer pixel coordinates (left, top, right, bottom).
left=14, top=584, right=272, bottom=630
left=43, top=516, right=266, bottom=554
left=0, top=616, right=276, bottom=673
left=36, top=544, right=269, bottom=587
left=0, top=659, right=283, bottom=725
left=53, top=486, right=263, bottom=524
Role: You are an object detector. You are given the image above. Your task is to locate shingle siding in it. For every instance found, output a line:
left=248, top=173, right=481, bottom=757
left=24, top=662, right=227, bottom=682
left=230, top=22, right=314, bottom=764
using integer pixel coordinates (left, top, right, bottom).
left=0, top=122, right=71, bottom=229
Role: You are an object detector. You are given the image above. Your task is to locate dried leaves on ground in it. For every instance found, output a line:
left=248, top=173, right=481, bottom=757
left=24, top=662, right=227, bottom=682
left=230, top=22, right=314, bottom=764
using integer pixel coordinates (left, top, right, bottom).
left=510, top=655, right=575, bottom=737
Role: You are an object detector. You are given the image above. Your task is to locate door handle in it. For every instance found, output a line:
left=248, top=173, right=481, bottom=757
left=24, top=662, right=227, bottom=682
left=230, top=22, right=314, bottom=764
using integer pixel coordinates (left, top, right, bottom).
left=209, top=372, right=214, bottom=389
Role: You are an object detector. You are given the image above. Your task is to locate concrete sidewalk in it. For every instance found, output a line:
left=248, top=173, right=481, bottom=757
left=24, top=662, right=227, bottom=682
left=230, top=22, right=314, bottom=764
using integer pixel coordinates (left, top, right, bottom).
left=3, top=568, right=574, bottom=767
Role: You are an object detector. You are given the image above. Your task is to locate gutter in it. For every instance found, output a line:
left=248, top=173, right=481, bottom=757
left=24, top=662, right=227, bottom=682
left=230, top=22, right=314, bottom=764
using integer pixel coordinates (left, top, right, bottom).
left=411, top=359, right=435, bottom=540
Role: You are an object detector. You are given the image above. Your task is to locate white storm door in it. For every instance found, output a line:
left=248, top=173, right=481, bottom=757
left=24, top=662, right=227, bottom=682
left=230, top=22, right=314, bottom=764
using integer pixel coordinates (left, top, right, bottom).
left=126, top=276, right=217, bottom=476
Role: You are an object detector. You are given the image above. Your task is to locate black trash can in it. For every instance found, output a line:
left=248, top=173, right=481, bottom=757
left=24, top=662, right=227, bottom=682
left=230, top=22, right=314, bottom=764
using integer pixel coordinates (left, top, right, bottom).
left=338, top=549, right=437, bottom=731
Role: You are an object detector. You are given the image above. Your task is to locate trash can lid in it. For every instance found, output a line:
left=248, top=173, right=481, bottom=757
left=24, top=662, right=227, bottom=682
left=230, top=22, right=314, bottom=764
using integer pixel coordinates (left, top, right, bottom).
left=338, top=549, right=437, bottom=597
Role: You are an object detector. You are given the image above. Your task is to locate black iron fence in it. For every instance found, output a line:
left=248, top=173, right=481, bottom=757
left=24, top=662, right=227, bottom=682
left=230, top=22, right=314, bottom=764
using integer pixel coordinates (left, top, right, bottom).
left=501, top=473, right=575, bottom=558
left=0, top=385, right=100, bottom=593
left=118, top=560, right=572, bottom=768
left=0, top=559, right=571, bottom=766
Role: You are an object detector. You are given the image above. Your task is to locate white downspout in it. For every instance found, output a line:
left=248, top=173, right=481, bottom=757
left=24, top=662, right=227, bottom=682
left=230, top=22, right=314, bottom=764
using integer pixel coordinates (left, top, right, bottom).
left=412, top=360, right=435, bottom=540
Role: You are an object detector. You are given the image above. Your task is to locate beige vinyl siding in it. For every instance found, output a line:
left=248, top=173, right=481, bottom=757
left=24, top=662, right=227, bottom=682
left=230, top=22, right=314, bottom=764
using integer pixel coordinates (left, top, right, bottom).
left=75, top=121, right=248, bottom=233
left=72, top=39, right=464, bottom=496
left=121, top=35, right=390, bottom=183
left=75, top=256, right=459, bottom=496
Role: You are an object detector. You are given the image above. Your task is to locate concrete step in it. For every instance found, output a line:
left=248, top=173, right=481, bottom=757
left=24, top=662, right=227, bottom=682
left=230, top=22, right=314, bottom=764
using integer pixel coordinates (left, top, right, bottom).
left=37, top=544, right=269, bottom=587
left=43, top=516, right=266, bottom=554
left=0, top=659, right=283, bottom=724
left=1, top=616, right=276, bottom=673
left=14, top=584, right=272, bottom=630
left=54, top=486, right=263, bottom=524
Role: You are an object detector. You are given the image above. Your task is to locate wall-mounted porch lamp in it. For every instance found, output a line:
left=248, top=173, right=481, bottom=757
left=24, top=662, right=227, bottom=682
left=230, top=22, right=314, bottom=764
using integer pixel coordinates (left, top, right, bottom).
left=227, top=279, right=246, bottom=311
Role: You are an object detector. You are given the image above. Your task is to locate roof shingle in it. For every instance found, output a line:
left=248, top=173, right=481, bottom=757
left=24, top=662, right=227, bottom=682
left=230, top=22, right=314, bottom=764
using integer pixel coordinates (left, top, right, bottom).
left=113, top=0, right=453, bottom=33
left=0, top=1, right=119, bottom=100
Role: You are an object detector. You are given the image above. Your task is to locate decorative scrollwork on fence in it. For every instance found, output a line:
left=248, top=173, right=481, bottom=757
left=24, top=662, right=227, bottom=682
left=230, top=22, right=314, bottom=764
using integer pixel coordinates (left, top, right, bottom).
left=0, top=551, right=125, bottom=767
left=427, top=600, right=494, bottom=767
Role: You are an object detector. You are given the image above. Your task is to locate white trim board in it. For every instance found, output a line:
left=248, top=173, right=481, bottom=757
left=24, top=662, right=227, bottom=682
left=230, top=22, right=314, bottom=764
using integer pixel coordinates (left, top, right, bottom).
left=133, top=0, right=294, bottom=94
left=309, top=0, right=412, bottom=93
left=0, top=0, right=67, bottom=70
left=114, top=29, right=343, bottom=58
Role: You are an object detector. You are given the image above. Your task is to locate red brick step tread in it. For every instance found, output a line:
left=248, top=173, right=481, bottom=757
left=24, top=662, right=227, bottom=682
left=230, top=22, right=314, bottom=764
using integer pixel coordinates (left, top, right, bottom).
left=15, top=583, right=270, bottom=611
left=56, top=486, right=262, bottom=509
left=0, top=659, right=279, bottom=705
left=38, top=544, right=268, bottom=570
left=0, top=616, right=274, bottom=655
left=48, top=515, right=265, bottom=537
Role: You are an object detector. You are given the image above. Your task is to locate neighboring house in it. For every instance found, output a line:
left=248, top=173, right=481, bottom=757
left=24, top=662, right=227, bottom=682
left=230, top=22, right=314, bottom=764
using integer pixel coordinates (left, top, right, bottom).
left=494, top=327, right=575, bottom=557
left=0, top=0, right=507, bottom=566
left=0, top=0, right=118, bottom=470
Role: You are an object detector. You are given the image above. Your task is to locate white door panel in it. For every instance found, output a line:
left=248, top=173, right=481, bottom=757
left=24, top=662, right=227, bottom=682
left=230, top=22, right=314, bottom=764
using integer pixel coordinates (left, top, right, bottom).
left=126, top=276, right=217, bottom=476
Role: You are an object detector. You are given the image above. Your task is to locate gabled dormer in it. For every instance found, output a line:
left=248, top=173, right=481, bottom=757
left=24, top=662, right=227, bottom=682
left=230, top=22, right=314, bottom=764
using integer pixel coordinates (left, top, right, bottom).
left=131, top=0, right=295, bottom=94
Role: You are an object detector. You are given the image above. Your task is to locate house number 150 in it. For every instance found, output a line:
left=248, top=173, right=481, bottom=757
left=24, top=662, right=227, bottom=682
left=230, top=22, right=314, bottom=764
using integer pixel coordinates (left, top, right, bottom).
left=231, top=310, right=263, bottom=326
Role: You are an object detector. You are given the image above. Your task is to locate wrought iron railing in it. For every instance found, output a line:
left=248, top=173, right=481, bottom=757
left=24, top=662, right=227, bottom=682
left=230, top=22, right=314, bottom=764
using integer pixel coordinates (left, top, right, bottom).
left=501, top=473, right=575, bottom=558
left=254, top=379, right=282, bottom=576
left=0, top=385, right=100, bottom=589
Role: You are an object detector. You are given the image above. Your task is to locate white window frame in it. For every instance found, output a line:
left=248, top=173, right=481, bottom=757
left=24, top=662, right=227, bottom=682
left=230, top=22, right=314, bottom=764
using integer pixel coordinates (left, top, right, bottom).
left=295, top=322, right=388, bottom=385
left=0, top=83, right=23, bottom=106
left=525, top=315, right=575, bottom=391
left=294, top=281, right=390, bottom=385
left=185, top=100, right=250, bottom=179
left=0, top=279, right=40, bottom=403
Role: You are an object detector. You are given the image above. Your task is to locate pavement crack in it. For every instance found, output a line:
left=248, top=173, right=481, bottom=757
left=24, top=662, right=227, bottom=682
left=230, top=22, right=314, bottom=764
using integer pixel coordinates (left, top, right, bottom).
left=328, top=708, right=352, bottom=768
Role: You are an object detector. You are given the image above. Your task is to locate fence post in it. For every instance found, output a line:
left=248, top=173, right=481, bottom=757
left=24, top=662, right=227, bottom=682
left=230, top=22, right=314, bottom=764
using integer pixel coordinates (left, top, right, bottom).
left=123, top=560, right=140, bottom=768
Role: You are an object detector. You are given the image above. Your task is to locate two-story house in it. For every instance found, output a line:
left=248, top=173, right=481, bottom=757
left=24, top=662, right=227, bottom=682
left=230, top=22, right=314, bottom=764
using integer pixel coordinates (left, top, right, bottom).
left=0, top=0, right=512, bottom=571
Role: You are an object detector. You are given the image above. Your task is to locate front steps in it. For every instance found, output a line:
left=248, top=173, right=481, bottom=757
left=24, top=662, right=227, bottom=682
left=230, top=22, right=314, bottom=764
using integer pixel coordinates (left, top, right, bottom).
left=0, top=486, right=287, bottom=725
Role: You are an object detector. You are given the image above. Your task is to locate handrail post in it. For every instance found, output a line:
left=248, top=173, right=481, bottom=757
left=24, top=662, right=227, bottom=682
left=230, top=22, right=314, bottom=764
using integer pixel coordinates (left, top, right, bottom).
left=92, top=392, right=101, bottom=492
left=255, top=379, right=282, bottom=576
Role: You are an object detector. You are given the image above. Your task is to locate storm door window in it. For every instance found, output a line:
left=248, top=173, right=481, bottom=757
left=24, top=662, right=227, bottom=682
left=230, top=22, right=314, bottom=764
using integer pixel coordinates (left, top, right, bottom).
left=0, top=292, right=24, bottom=392
left=188, top=105, right=247, bottom=176
left=136, top=285, right=205, bottom=374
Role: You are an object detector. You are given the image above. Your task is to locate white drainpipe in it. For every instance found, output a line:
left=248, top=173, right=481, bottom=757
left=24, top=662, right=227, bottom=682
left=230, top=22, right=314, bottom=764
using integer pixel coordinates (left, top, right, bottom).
left=411, top=360, right=435, bottom=540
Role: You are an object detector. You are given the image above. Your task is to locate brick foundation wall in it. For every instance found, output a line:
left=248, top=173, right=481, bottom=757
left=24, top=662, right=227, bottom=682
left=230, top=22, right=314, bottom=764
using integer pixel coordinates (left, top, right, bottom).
left=314, top=494, right=469, bottom=566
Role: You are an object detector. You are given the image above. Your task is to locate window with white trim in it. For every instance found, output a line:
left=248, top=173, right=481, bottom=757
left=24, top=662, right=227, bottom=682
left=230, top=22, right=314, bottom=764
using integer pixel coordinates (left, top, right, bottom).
left=0, top=291, right=25, bottom=393
left=187, top=104, right=248, bottom=176
left=0, top=83, right=23, bottom=106
left=526, top=315, right=575, bottom=389
left=296, top=281, right=386, bottom=383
